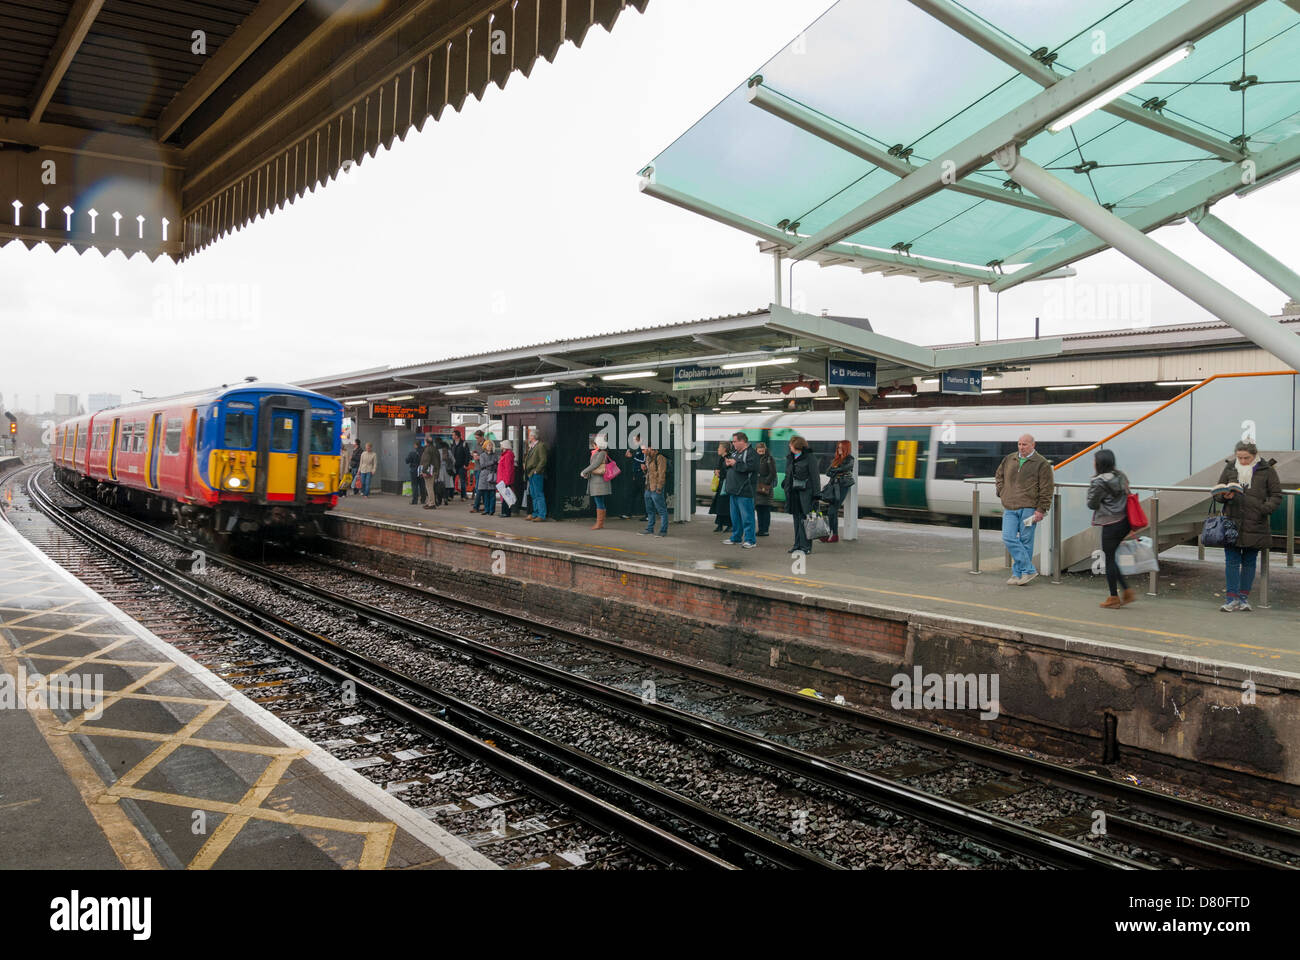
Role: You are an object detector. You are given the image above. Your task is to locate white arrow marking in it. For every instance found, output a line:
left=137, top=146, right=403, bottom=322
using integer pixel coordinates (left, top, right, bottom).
left=62, top=205, right=74, bottom=230
left=11, top=200, right=21, bottom=227
left=111, top=211, right=122, bottom=236
left=161, top=217, right=169, bottom=241
left=136, top=214, right=145, bottom=239
left=36, top=202, right=49, bottom=228
left=87, top=208, right=98, bottom=233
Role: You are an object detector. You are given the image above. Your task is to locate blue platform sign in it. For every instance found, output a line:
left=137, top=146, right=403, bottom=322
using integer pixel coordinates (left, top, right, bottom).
left=826, top=359, right=877, bottom=389
left=941, top=369, right=983, bottom=395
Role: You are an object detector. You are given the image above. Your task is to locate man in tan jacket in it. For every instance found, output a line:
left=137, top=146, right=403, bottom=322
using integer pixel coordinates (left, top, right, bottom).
left=994, top=434, right=1054, bottom=585
left=638, top=442, right=670, bottom=537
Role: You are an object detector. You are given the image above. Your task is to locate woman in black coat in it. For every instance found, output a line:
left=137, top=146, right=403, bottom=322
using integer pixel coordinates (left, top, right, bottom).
left=782, top=435, right=821, bottom=554
left=1215, top=440, right=1282, bottom=612
left=709, top=441, right=732, bottom=533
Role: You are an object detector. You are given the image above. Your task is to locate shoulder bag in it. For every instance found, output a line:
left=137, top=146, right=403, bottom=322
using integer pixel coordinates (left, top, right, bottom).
left=1201, top=503, right=1238, bottom=548
left=602, top=456, right=621, bottom=482
left=1125, top=493, right=1148, bottom=531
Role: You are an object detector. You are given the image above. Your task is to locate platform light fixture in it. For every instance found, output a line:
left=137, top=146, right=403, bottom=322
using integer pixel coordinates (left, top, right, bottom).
left=387, top=395, right=415, bottom=402
left=1048, top=43, right=1194, bottom=134
left=980, top=389, right=1003, bottom=395
left=513, top=380, right=557, bottom=389
left=443, top=388, right=480, bottom=395
left=343, top=400, right=367, bottom=407
left=720, top=356, right=798, bottom=370
left=920, top=377, right=940, bottom=384
left=1155, top=380, right=1200, bottom=387
left=1045, top=384, right=1100, bottom=391
left=599, top=370, right=657, bottom=381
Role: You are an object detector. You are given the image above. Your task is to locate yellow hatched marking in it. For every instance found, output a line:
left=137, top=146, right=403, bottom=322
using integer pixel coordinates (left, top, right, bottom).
left=188, top=752, right=303, bottom=869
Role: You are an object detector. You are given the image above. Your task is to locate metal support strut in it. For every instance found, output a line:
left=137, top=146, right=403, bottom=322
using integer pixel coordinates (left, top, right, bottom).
left=1189, top=206, right=1300, bottom=303
left=992, top=143, right=1300, bottom=373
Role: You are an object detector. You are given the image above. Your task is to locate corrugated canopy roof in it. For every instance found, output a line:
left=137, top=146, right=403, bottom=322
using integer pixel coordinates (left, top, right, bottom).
left=1, top=0, right=649, bottom=260
left=641, top=0, right=1300, bottom=289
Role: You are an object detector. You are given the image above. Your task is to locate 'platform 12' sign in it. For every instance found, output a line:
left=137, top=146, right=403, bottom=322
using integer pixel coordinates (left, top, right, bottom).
left=940, top=369, right=983, bottom=395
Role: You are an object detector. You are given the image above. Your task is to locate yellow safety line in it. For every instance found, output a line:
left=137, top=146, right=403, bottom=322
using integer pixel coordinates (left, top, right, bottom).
left=188, top=752, right=303, bottom=869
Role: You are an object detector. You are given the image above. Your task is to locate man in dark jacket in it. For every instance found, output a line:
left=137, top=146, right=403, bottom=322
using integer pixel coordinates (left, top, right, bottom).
left=405, top=441, right=425, bottom=504
left=419, top=437, right=438, bottom=509
left=723, top=431, right=759, bottom=547
left=524, top=432, right=549, bottom=521
left=452, top=431, right=470, bottom=500
left=994, top=434, right=1055, bottom=585
left=1215, top=442, right=1283, bottom=611
left=622, top=436, right=647, bottom=520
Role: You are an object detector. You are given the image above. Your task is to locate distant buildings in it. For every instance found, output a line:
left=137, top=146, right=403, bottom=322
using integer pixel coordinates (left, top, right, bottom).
left=87, top=393, right=122, bottom=413
left=53, top=394, right=80, bottom=417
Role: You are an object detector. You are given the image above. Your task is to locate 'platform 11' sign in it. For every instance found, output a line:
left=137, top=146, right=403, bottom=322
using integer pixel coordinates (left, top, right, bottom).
left=826, top=359, right=877, bottom=389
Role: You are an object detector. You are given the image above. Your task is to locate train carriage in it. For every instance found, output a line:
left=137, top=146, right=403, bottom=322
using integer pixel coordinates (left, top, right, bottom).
left=696, top=402, right=1155, bottom=522
left=52, top=382, right=344, bottom=544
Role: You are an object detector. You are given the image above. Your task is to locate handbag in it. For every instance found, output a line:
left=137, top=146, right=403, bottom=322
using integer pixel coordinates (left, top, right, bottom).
left=803, top=511, right=831, bottom=541
left=603, top=457, right=621, bottom=482
left=757, top=482, right=773, bottom=497
left=1125, top=493, right=1148, bottom=531
left=710, top=473, right=720, bottom=493
left=1116, top=536, right=1159, bottom=575
left=1201, top=504, right=1238, bottom=547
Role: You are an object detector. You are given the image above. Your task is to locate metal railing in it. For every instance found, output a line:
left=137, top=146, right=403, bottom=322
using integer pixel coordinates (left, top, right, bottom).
left=965, top=479, right=1298, bottom=607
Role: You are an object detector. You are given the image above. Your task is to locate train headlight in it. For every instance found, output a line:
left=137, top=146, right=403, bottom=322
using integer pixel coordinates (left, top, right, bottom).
left=307, top=481, right=321, bottom=490
left=227, top=477, right=242, bottom=488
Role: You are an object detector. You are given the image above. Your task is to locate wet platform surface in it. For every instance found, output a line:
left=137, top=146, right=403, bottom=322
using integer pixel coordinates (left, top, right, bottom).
left=336, top=492, right=1300, bottom=678
left=0, top=515, right=493, bottom=870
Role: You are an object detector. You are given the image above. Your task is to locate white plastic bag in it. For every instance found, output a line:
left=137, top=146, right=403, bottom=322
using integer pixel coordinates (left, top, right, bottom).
left=496, top=481, right=517, bottom=507
left=1116, top=536, right=1159, bottom=575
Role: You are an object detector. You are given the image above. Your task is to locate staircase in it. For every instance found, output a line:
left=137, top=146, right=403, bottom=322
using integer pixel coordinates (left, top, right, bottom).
left=1043, top=372, right=1300, bottom=573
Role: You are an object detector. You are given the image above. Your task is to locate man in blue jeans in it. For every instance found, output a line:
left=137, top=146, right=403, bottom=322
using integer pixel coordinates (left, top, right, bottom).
left=994, top=434, right=1054, bottom=585
left=723, top=432, right=758, bottom=548
left=524, top=432, right=549, bottom=521
left=638, top=443, right=670, bottom=536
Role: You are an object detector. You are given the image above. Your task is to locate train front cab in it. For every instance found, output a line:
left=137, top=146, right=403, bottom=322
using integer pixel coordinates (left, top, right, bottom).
left=200, top=391, right=342, bottom=535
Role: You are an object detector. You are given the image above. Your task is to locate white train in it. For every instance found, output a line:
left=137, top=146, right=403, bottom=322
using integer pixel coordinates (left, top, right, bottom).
left=695, top=402, right=1156, bottom=520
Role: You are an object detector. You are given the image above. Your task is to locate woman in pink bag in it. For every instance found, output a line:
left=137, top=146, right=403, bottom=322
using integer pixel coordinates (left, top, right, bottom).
left=497, top=440, right=517, bottom=518
left=580, top=433, right=614, bottom=530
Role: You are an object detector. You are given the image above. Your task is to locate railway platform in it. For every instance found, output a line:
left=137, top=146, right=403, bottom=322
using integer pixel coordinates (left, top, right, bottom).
left=330, top=493, right=1300, bottom=806
left=0, top=512, right=493, bottom=870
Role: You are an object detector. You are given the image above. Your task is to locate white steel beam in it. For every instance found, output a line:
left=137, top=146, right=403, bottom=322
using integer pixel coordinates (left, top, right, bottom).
left=1189, top=207, right=1300, bottom=303
left=991, top=132, right=1300, bottom=290
left=786, top=0, right=1260, bottom=261
left=749, top=82, right=1062, bottom=216
left=29, top=0, right=104, bottom=124
left=995, top=144, right=1300, bottom=371
left=906, top=0, right=1251, bottom=163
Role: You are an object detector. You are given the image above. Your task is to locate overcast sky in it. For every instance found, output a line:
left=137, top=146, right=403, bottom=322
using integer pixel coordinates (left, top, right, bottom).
left=4, top=0, right=1298, bottom=413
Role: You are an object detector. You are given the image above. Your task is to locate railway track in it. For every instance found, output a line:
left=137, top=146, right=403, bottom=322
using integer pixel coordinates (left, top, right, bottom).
left=19, top=464, right=1300, bottom=869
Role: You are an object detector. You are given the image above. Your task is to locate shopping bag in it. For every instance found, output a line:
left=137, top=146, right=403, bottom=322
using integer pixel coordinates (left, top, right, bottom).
left=1201, top=506, right=1238, bottom=547
left=710, top=473, right=720, bottom=493
left=1116, top=536, right=1159, bottom=575
left=496, top=481, right=517, bottom=507
left=603, top=458, right=622, bottom=482
left=353, top=474, right=362, bottom=491
left=402, top=481, right=412, bottom=497
left=803, top=511, right=831, bottom=541
left=1125, top=493, right=1148, bottom=531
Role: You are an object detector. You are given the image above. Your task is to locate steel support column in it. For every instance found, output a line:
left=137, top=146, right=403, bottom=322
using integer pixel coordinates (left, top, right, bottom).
left=1189, top=207, right=1300, bottom=303
left=994, top=145, right=1300, bottom=372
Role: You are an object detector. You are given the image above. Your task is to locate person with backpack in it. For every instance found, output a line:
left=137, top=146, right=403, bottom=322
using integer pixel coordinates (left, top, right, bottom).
left=1086, top=449, right=1135, bottom=609
left=1214, top=441, right=1283, bottom=612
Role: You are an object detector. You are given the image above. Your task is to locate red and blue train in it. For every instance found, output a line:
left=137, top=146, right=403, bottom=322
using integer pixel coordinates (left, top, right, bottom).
left=50, top=381, right=344, bottom=544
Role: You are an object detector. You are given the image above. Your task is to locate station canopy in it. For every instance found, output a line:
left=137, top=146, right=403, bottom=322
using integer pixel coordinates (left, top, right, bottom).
left=0, top=0, right=648, bottom=261
left=296, top=307, right=1064, bottom=403
left=640, top=0, right=1300, bottom=290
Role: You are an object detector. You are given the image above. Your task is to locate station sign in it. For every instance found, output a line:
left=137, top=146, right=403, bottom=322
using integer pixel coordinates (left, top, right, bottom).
left=940, top=369, right=983, bottom=395
left=826, top=358, right=877, bottom=389
left=448, top=404, right=485, bottom=414
left=672, top=364, right=756, bottom=392
left=370, top=401, right=429, bottom=419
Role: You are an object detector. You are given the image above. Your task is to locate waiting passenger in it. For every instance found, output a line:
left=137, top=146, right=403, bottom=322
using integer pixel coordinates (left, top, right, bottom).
left=497, top=440, right=516, bottom=518
left=1215, top=441, right=1282, bottom=612
left=1086, top=449, right=1135, bottom=609
left=782, top=435, right=820, bottom=555
left=432, top=439, right=452, bottom=506
left=420, top=438, right=439, bottom=509
left=406, top=440, right=424, bottom=505
left=821, top=440, right=855, bottom=544
left=477, top=439, right=500, bottom=516
left=723, top=432, right=758, bottom=548
left=580, top=433, right=612, bottom=530
left=639, top=442, right=670, bottom=537
left=524, top=431, right=549, bottom=522
left=357, top=443, right=377, bottom=498
left=452, top=430, right=470, bottom=501
left=754, top=442, right=777, bottom=537
left=994, top=433, right=1053, bottom=585
left=710, top=441, right=733, bottom=534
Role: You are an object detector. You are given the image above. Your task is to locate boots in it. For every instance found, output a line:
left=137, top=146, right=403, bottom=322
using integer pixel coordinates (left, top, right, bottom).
left=591, top=508, right=606, bottom=530
left=1120, top=587, right=1137, bottom=606
left=1099, top=596, right=1122, bottom=608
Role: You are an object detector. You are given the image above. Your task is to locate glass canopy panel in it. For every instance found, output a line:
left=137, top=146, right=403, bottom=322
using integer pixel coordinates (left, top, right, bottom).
left=645, top=0, right=1300, bottom=277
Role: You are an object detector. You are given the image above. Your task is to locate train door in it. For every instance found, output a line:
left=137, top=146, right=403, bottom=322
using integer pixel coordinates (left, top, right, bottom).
left=108, top=418, right=120, bottom=480
left=256, top=396, right=310, bottom=503
left=146, top=413, right=163, bottom=490
left=882, top=427, right=930, bottom=512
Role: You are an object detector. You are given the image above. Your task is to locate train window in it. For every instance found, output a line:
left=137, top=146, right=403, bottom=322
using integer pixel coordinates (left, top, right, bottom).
left=133, top=421, right=147, bottom=452
left=164, top=419, right=183, bottom=455
left=933, top=441, right=1013, bottom=480
left=858, top=441, right=880, bottom=476
left=270, top=416, right=295, bottom=452
left=310, top=418, right=334, bottom=454
left=119, top=422, right=132, bottom=452
left=1034, top=441, right=1092, bottom=466
left=224, top=412, right=254, bottom=448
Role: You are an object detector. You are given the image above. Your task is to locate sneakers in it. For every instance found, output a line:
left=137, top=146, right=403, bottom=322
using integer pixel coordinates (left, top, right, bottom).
left=638, top=530, right=653, bottom=536
left=1220, top=599, right=1241, bottom=612
left=1005, top=576, right=1020, bottom=585
left=656, top=532, right=667, bottom=538
left=741, top=542, right=756, bottom=549
left=723, top=538, right=739, bottom=545
left=1237, top=598, right=1253, bottom=612
left=1018, top=572, right=1039, bottom=585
